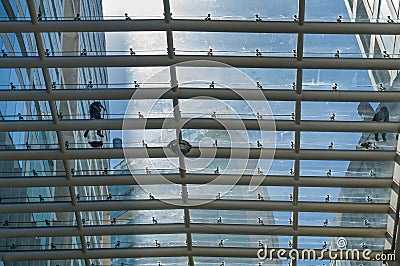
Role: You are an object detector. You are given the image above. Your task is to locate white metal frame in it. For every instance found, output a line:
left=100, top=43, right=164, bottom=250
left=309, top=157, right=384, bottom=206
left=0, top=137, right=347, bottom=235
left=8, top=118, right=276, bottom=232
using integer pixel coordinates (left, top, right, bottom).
left=0, top=0, right=399, bottom=265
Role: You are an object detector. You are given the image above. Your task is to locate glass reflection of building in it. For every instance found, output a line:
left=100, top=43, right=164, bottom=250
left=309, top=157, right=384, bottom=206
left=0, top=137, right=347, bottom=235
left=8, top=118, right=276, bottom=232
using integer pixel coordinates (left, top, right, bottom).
left=0, top=1, right=108, bottom=265
left=331, top=0, right=399, bottom=265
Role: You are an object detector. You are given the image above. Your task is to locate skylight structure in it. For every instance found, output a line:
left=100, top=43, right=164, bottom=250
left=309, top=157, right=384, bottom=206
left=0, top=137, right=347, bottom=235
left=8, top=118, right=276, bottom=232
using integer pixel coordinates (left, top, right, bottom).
left=0, top=0, right=399, bottom=266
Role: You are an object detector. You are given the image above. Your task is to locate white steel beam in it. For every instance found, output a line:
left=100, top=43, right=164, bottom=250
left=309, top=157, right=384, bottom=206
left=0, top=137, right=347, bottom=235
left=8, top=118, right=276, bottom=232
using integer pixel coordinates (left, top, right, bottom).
left=0, top=118, right=398, bottom=133
left=0, top=174, right=392, bottom=188
left=1, top=20, right=400, bottom=35
left=0, top=147, right=394, bottom=161
left=0, top=247, right=390, bottom=261
left=0, top=224, right=386, bottom=238
left=1, top=89, right=399, bottom=102
left=0, top=200, right=389, bottom=214
left=1, top=55, right=400, bottom=70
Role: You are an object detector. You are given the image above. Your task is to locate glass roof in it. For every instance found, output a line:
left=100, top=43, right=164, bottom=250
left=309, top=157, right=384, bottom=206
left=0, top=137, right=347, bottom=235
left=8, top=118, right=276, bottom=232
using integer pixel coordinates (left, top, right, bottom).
left=0, top=0, right=399, bottom=265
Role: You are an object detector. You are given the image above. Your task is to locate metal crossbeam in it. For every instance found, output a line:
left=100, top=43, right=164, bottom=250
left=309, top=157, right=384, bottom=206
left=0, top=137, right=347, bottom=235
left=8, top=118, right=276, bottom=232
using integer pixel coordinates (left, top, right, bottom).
left=0, top=119, right=398, bottom=132
left=0, top=147, right=394, bottom=161
left=0, top=174, right=392, bottom=188
left=0, top=88, right=398, bottom=102
left=0, top=224, right=386, bottom=238
left=0, top=247, right=390, bottom=261
left=1, top=56, right=400, bottom=69
left=0, top=200, right=389, bottom=214
left=1, top=20, right=400, bottom=35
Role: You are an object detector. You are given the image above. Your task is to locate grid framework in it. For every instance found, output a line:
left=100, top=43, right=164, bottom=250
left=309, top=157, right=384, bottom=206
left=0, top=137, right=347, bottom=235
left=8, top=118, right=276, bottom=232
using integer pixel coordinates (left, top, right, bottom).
left=0, top=0, right=399, bottom=265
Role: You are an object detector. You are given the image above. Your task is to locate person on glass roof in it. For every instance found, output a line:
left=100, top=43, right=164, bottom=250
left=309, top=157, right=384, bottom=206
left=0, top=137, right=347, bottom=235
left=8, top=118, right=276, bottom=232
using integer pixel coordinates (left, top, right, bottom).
left=84, top=101, right=106, bottom=138
left=373, top=106, right=389, bottom=142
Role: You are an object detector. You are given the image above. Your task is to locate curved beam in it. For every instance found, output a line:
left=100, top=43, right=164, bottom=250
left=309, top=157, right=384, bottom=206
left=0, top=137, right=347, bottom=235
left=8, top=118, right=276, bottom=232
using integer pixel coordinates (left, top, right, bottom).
left=0, top=223, right=385, bottom=238
left=0, top=147, right=394, bottom=161
left=1, top=20, right=400, bottom=35
left=0, top=200, right=389, bottom=214
left=1, top=55, right=400, bottom=70
left=0, top=174, right=392, bottom=188
left=0, top=89, right=399, bottom=102
left=0, top=247, right=389, bottom=261
left=0, top=118, right=399, bottom=133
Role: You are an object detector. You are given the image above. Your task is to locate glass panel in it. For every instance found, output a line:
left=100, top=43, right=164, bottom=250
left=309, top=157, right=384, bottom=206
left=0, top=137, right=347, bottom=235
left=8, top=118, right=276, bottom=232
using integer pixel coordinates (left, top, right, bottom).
left=299, top=187, right=390, bottom=203
left=305, top=0, right=350, bottom=21
left=175, top=32, right=297, bottom=56
left=102, top=0, right=164, bottom=19
left=104, top=67, right=168, bottom=88
left=302, top=69, right=373, bottom=91
left=304, top=34, right=363, bottom=58
left=187, top=184, right=291, bottom=201
left=192, top=233, right=279, bottom=248
left=302, top=102, right=361, bottom=121
left=108, top=209, right=184, bottom=224
left=0, top=187, right=71, bottom=203
left=112, top=257, right=188, bottom=265
left=92, top=233, right=186, bottom=247
left=0, top=237, right=81, bottom=251
left=301, top=132, right=396, bottom=151
left=240, top=68, right=297, bottom=90
left=195, top=256, right=282, bottom=265
left=191, top=210, right=292, bottom=225
left=170, top=0, right=298, bottom=20
left=0, top=211, right=74, bottom=227
left=299, top=213, right=387, bottom=228
left=300, top=160, right=393, bottom=178
left=2, top=260, right=86, bottom=266
left=104, top=32, right=167, bottom=55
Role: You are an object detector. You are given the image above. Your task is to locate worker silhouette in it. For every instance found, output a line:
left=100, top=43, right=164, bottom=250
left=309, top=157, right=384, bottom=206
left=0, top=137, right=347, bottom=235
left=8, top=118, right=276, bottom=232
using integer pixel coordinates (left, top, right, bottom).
left=84, top=101, right=106, bottom=138
left=372, top=106, right=389, bottom=141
